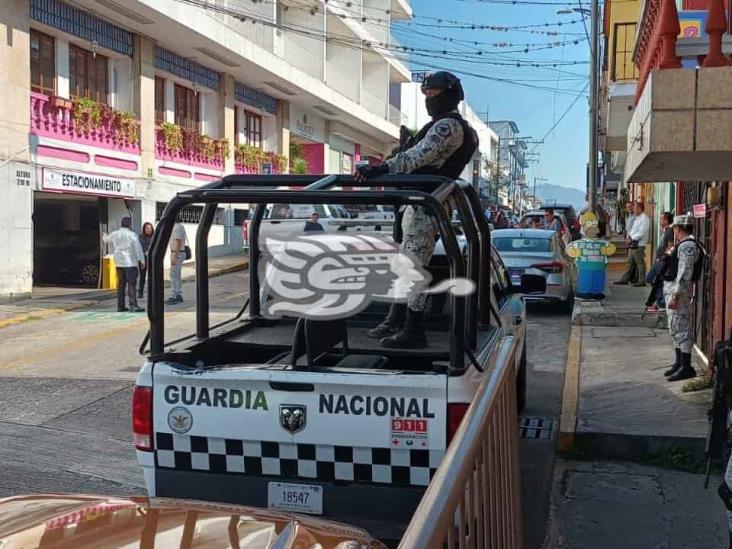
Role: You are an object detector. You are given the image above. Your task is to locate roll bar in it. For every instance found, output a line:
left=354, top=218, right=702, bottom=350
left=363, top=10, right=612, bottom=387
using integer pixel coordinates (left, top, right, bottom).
left=147, top=174, right=492, bottom=372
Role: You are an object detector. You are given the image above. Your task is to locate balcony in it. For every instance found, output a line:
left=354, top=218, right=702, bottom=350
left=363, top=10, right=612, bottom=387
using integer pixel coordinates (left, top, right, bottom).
left=233, top=145, right=287, bottom=175
left=625, top=68, right=732, bottom=183
left=30, top=92, right=140, bottom=155
left=154, top=125, right=226, bottom=171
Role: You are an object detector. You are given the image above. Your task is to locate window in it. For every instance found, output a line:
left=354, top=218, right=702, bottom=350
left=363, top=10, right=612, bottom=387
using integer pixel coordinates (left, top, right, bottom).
left=493, top=237, right=551, bottom=253
left=612, top=23, right=639, bottom=81
left=174, top=83, right=199, bottom=132
left=69, top=44, right=108, bottom=103
left=234, top=109, right=262, bottom=149
left=155, top=76, right=166, bottom=124
left=30, top=30, right=55, bottom=95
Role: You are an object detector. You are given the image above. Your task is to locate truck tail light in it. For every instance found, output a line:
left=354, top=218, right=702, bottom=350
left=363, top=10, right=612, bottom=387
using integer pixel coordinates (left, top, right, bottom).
left=532, top=261, right=564, bottom=274
left=447, top=403, right=470, bottom=444
left=132, top=386, right=153, bottom=452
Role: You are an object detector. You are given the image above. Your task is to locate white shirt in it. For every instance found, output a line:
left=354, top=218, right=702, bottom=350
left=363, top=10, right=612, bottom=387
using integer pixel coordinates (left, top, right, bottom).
left=628, top=212, right=650, bottom=246
left=104, top=227, right=145, bottom=268
left=170, top=223, right=187, bottom=252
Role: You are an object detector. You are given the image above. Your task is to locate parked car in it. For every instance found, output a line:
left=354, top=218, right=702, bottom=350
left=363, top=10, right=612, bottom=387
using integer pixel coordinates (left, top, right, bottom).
left=536, top=203, right=581, bottom=240
left=0, top=494, right=386, bottom=548
left=519, top=210, right=571, bottom=246
left=492, top=228, right=577, bottom=312
left=243, top=203, right=351, bottom=250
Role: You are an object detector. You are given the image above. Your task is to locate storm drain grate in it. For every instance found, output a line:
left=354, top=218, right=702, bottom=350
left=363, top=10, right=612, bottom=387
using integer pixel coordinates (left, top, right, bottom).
left=518, top=417, right=554, bottom=439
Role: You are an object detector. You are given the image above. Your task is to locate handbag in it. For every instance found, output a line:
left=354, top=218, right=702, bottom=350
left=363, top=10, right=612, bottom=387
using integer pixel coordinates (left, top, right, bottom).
left=184, top=245, right=192, bottom=260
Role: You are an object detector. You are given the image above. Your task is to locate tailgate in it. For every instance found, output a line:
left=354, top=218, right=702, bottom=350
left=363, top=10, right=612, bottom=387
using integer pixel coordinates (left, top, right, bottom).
left=152, top=364, right=447, bottom=487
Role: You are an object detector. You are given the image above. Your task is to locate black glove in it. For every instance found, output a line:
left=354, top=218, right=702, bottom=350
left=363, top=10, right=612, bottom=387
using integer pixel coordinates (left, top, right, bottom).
left=354, top=163, right=389, bottom=183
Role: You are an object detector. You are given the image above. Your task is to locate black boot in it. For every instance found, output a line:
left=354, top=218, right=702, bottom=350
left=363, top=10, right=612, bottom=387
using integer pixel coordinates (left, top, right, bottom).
left=663, top=348, right=682, bottom=377
left=668, top=352, right=696, bottom=382
left=367, top=303, right=406, bottom=339
left=380, top=308, right=427, bottom=349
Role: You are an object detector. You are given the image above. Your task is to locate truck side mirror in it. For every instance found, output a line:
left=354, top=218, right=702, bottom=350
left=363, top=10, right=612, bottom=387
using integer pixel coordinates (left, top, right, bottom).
left=515, top=274, right=546, bottom=295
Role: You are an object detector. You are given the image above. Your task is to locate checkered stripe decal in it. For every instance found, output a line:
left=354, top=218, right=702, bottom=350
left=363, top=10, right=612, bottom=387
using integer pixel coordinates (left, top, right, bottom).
left=155, top=433, right=443, bottom=487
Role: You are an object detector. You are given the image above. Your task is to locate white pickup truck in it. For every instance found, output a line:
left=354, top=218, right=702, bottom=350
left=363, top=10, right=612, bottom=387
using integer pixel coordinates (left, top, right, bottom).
left=134, top=174, right=543, bottom=540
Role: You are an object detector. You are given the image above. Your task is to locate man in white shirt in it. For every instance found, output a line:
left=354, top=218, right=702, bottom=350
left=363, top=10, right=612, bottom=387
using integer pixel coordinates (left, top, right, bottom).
left=615, top=201, right=650, bottom=286
left=103, top=217, right=145, bottom=312
left=166, top=220, right=188, bottom=304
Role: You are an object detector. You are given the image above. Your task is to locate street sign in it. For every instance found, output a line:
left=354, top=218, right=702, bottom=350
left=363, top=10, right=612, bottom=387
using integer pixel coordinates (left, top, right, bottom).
left=693, top=203, right=707, bottom=218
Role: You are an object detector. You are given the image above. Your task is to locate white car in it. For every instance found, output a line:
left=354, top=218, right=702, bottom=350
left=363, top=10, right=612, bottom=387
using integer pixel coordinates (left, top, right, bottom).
left=492, top=228, right=577, bottom=312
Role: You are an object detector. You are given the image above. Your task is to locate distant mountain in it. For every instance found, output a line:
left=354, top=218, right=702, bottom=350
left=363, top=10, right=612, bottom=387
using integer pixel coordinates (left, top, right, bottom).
left=534, top=184, right=585, bottom=211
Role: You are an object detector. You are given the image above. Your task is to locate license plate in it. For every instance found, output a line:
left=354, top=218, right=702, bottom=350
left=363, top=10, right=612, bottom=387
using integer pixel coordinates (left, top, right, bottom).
left=267, top=482, right=323, bottom=515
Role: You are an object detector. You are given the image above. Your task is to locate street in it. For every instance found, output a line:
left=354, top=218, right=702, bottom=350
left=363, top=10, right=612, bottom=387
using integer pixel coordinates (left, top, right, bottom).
left=0, top=271, right=570, bottom=546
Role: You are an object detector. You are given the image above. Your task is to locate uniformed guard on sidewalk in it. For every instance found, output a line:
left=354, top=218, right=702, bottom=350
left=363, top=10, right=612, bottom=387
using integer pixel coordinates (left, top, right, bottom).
left=662, top=213, right=704, bottom=382
left=354, top=71, right=479, bottom=348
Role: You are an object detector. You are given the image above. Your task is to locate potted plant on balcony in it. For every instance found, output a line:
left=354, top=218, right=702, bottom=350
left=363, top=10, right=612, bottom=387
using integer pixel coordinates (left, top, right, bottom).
left=159, top=122, right=184, bottom=152
left=114, top=111, right=139, bottom=145
left=73, top=97, right=102, bottom=134
left=236, top=143, right=267, bottom=171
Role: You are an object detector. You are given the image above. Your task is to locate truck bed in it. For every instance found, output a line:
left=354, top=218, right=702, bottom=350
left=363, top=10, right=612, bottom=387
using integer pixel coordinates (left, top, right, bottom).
left=169, top=317, right=497, bottom=372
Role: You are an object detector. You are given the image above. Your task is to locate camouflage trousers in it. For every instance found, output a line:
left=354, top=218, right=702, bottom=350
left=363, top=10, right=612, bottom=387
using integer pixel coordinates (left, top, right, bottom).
left=401, top=206, right=438, bottom=311
left=663, top=281, right=694, bottom=354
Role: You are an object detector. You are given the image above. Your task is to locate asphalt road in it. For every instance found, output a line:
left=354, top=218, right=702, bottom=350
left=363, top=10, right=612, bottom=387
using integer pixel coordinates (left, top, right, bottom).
left=0, top=273, right=570, bottom=547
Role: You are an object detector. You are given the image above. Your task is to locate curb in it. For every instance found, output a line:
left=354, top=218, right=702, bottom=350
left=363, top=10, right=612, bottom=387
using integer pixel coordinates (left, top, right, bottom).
left=558, top=323, right=582, bottom=452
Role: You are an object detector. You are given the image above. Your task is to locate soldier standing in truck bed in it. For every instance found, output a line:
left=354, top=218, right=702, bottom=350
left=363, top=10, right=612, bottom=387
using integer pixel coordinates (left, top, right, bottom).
left=354, top=71, right=479, bottom=348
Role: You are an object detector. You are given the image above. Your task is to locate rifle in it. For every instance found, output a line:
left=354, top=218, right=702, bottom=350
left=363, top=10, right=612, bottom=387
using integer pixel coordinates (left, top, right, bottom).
left=705, top=330, right=732, bottom=488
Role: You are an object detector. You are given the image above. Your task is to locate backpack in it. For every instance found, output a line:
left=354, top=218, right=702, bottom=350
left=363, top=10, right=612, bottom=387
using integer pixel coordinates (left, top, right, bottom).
left=691, top=240, right=707, bottom=282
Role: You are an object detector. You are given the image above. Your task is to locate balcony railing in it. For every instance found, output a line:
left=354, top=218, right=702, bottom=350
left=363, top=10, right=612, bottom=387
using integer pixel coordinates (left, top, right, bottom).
left=154, top=126, right=226, bottom=171
left=30, top=92, right=141, bottom=154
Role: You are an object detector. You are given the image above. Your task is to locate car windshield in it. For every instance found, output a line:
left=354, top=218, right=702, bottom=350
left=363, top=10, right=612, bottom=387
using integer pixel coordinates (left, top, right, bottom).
left=493, top=237, right=551, bottom=253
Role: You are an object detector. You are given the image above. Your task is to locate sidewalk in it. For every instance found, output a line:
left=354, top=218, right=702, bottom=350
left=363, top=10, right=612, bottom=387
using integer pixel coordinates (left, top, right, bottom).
left=0, top=253, right=248, bottom=329
left=543, top=460, right=727, bottom=548
left=559, top=270, right=711, bottom=461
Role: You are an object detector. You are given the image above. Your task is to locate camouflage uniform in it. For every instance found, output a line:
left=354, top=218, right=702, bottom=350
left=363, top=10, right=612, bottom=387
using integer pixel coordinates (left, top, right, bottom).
left=385, top=116, right=464, bottom=311
left=663, top=236, right=700, bottom=354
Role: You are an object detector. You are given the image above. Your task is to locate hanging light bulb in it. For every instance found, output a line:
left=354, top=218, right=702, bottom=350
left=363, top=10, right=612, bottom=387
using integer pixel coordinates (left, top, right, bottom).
left=91, top=40, right=99, bottom=59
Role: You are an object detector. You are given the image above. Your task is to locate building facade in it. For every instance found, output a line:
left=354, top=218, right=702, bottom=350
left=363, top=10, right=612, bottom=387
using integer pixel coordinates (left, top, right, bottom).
left=0, top=0, right=411, bottom=297
left=488, top=121, right=529, bottom=211
left=608, top=0, right=732, bottom=362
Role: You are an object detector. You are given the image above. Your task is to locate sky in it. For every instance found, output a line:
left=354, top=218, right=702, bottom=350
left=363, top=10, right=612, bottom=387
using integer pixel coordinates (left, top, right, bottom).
left=393, top=0, right=592, bottom=192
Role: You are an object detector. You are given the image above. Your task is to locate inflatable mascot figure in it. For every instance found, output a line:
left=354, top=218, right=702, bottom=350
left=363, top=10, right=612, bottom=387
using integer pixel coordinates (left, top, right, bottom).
left=566, top=212, right=616, bottom=300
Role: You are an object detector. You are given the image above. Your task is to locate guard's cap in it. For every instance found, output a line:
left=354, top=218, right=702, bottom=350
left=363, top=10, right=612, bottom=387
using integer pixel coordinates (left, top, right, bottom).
left=673, top=213, right=693, bottom=226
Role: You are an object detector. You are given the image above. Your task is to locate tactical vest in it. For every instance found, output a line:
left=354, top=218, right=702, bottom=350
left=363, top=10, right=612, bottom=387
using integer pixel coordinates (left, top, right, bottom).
left=409, top=112, right=479, bottom=179
left=662, top=237, right=705, bottom=282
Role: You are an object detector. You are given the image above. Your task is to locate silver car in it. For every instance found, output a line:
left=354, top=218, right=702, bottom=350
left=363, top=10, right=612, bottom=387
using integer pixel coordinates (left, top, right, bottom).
left=492, top=228, right=576, bottom=312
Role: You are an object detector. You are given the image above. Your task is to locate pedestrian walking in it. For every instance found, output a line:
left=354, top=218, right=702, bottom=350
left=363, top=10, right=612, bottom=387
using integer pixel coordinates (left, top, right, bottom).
left=138, top=222, right=154, bottom=299
left=662, top=213, right=703, bottom=382
left=615, top=201, right=650, bottom=286
left=645, top=212, right=674, bottom=311
left=103, top=216, right=145, bottom=313
left=303, top=212, right=324, bottom=232
left=166, top=219, right=188, bottom=305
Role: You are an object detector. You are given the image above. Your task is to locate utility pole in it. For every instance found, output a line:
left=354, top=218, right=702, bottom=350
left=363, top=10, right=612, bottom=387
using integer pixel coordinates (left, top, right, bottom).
left=589, top=0, right=599, bottom=212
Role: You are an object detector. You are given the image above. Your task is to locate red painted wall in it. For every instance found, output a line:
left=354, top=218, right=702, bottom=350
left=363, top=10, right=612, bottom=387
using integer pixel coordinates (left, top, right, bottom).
left=683, top=0, right=730, bottom=11
left=300, top=143, right=325, bottom=174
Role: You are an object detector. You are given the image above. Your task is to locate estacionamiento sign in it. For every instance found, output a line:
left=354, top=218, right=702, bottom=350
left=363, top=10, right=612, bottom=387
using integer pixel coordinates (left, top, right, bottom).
left=42, top=168, right=136, bottom=198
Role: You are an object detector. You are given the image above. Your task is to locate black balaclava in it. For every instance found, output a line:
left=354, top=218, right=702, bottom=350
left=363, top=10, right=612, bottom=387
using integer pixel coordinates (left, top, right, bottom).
left=426, top=86, right=462, bottom=118
left=422, top=71, right=464, bottom=118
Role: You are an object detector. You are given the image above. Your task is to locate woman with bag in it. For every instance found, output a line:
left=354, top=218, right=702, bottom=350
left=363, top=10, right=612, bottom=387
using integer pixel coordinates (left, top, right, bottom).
left=138, top=222, right=154, bottom=299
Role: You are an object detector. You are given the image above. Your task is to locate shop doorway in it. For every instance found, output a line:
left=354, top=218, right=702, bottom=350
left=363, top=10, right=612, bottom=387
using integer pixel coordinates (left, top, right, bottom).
left=33, top=193, right=103, bottom=287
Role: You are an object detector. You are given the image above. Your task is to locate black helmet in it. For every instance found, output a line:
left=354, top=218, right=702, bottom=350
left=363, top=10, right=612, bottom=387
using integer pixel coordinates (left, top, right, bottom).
left=421, top=71, right=465, bottom=117
left=421, top=71, right=465, bottom=101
